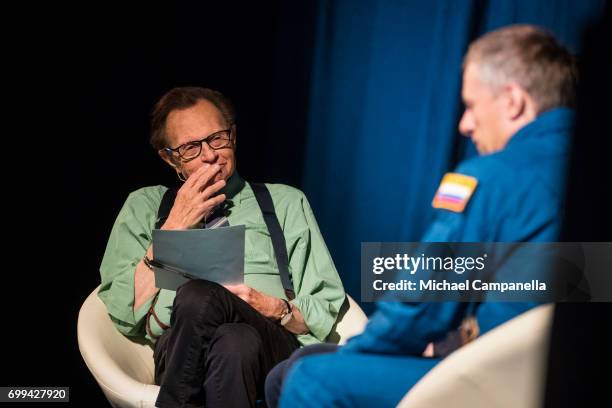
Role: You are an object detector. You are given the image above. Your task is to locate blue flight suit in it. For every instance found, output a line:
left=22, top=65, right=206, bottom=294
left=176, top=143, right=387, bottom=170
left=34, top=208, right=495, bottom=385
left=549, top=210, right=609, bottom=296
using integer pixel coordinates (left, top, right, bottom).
left=279, top=108, right=574, bottom=408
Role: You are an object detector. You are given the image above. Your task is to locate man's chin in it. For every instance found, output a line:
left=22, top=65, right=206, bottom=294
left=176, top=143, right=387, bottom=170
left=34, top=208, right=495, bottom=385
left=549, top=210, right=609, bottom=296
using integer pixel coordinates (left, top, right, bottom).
left=473, top=141, right=491, bottom=155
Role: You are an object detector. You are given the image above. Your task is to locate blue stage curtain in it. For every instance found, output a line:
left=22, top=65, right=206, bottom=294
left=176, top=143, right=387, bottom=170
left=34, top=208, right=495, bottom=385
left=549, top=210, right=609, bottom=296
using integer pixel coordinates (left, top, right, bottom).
left=300, top=0, right=604, bottom=308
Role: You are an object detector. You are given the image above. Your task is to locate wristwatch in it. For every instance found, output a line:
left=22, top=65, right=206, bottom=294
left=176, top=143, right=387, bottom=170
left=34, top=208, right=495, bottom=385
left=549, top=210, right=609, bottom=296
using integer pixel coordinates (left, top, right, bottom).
left=279, top=299, right=293, bottom=326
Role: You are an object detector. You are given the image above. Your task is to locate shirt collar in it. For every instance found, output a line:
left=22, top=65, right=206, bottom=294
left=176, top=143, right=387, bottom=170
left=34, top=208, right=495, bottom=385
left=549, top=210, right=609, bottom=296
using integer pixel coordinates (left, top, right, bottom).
left=221, top=171, right=246, bottom=208
left=506, top=107, right=575, bottom=149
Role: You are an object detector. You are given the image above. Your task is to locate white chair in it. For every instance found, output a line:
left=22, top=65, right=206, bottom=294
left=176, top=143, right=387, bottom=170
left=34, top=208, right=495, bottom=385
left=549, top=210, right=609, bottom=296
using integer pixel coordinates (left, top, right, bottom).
left=77, top=287, right=159, bottom=408
left=77, top=286, right=368, bottom=408
left=397, top=304, right=555, bottom=408
left=327, top=294, right=369, bottom=345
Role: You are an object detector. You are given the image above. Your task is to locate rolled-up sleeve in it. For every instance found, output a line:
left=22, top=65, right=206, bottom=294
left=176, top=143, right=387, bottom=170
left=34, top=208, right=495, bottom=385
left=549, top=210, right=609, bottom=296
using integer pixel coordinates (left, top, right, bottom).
left=281, top=190, right=345, bottom=343
left=97, top=186, right=166, bottom=338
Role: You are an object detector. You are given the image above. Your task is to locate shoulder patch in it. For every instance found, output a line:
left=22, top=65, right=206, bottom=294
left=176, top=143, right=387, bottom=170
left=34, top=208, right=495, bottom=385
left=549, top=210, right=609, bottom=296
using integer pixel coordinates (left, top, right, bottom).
left=432, top=173, right=478, bottom=213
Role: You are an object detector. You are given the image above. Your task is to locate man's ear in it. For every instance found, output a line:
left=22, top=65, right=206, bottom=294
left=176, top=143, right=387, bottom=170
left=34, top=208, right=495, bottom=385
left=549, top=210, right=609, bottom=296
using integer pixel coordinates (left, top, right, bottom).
left=505, top=82, right=527, bottom=121
left=158, top=150, right=179, bottom=170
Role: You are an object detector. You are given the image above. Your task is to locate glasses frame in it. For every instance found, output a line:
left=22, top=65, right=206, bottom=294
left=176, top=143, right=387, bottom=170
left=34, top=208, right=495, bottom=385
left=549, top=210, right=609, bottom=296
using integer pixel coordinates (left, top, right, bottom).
left=160, top=127, right=234, bottom=162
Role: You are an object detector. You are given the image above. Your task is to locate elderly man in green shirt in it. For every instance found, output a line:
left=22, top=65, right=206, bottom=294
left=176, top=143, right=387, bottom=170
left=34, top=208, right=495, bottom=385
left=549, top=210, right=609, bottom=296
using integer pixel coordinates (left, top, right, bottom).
left=98, top=87, right=345, bottom=408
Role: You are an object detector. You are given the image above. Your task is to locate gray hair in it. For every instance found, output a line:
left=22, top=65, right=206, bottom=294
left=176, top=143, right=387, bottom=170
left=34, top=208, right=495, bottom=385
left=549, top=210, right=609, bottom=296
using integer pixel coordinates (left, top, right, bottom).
left=464, top=24, right=577, bottom=113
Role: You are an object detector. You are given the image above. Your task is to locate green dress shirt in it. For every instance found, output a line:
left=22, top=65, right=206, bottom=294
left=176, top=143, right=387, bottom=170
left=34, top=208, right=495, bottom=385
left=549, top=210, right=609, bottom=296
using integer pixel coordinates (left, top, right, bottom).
left=98, top=173, right=345, bottom=346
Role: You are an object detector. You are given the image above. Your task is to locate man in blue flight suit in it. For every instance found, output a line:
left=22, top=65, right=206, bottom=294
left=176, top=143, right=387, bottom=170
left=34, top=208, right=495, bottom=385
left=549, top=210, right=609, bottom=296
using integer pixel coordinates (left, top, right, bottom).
left=266, top=24, right=578, bottom=408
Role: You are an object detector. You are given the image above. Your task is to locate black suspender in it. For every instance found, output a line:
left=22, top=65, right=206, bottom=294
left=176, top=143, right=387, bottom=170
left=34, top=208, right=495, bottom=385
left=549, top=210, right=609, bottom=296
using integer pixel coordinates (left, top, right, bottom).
left=156, top=183, right=295, bottom=300
left=249, top=182, right=295, bottom=300
left=155, top=188, right=177, bottom=229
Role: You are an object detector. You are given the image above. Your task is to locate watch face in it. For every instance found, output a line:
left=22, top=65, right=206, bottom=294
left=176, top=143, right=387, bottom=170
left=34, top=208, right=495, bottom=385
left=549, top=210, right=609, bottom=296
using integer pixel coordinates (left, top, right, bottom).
left=280, top=312, right=292, bottom=326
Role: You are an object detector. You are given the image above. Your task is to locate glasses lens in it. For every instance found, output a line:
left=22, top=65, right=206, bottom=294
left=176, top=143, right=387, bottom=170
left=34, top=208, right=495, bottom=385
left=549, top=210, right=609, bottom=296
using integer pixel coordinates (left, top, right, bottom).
left=209, top=132, right=231, bottom=149
left=179, top=143, right=201, bottom=160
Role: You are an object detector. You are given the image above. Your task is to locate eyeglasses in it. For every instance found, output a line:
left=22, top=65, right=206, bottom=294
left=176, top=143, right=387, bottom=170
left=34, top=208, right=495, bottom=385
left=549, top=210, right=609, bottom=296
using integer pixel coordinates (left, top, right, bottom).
left=161, top=127, right=233, bottom=162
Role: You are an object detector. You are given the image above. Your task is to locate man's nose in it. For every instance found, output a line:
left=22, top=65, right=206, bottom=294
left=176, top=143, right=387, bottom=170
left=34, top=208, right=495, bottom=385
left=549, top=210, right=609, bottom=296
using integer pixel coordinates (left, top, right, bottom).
left=458, top=110, right=473, bottom=137
left=200, top=142, right=218, bottom=162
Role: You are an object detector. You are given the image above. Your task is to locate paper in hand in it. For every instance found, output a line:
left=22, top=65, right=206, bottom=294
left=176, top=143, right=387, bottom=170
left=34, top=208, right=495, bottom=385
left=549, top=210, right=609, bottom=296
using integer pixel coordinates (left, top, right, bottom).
left=152, top=224, right=245, bottom=291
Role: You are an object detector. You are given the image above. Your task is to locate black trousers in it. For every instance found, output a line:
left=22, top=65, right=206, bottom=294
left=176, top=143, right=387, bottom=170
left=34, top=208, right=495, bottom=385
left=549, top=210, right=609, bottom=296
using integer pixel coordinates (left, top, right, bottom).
left=153, top=279, right=300, bottom=408
left=263, top=343, right=339, bottom=408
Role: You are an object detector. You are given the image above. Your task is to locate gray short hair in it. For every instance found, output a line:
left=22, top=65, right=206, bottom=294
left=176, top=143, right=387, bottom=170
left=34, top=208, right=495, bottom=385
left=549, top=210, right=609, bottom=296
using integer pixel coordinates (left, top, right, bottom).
left=464, top=24, right=577, bottom=113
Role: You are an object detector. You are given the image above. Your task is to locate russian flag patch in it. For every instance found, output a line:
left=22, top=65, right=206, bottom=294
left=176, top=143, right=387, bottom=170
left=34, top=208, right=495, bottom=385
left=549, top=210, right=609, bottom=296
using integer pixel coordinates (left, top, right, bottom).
left=432, top=173, right=478, bottom=213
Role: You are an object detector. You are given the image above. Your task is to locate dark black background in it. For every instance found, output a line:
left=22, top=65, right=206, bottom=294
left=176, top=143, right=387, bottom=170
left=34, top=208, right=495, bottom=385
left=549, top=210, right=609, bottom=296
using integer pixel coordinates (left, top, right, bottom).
left=4, top=2, right=317, bottom=405
left=544, top=4, right=611, bottom=407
